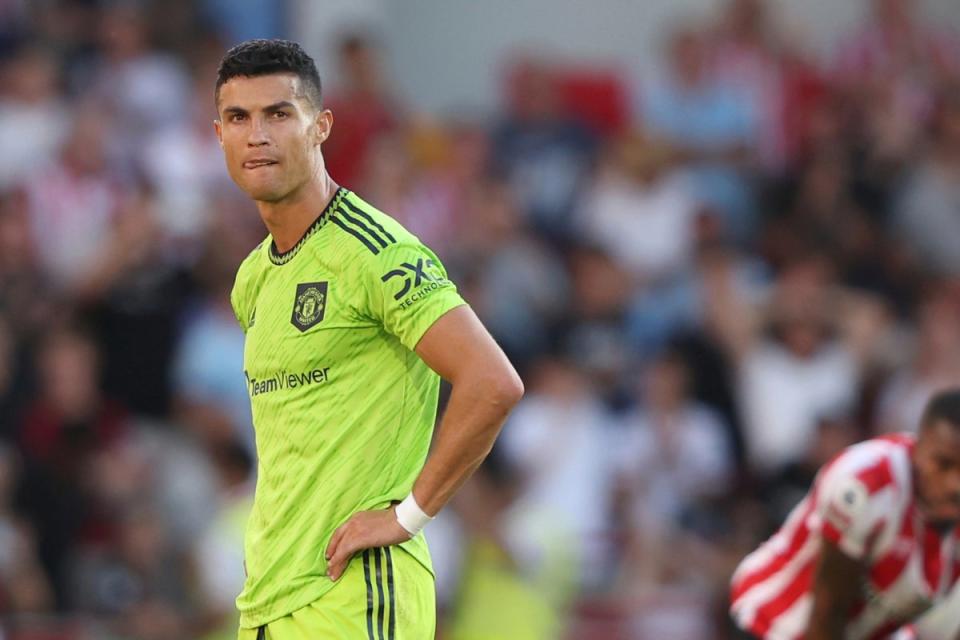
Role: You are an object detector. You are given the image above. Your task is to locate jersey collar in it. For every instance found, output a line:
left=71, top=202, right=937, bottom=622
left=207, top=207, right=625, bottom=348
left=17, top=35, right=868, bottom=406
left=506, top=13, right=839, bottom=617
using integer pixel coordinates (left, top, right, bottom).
left=268, top=187, right=348, bottom=266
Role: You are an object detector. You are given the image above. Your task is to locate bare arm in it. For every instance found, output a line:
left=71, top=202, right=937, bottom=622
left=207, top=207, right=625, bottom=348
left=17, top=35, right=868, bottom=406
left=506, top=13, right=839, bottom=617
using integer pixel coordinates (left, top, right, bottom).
left=408, top=305, right=524, bottom=514
left=808, top=538, right=864, bottom=640
left=324, top=305, right=523, bottom=579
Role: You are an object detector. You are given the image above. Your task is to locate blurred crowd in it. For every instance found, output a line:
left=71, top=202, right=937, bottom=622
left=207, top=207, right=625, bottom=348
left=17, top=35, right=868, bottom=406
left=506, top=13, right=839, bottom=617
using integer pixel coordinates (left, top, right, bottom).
left=0, top=0, right=959, bottom=638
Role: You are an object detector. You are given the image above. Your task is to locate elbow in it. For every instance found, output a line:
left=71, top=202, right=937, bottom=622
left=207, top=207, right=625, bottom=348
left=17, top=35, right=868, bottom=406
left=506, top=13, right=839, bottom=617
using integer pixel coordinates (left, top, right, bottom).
left=491, top=367, right=525, bottom=410
left=450, top=349, right=525, bottom=411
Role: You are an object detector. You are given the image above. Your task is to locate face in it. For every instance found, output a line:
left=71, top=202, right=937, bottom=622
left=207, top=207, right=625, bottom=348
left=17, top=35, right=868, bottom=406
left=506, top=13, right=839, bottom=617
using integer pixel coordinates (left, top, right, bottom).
left=39, top=332, right=99, bottom=415
left=782, top=319, right=823, bottom=358
left=913, top=420, right=960, bottom=524
left=215, top=73, right=332, bottom=203
left=670, top=31, right=705, bottom=83
left=645, top=357, right=687, bottom=408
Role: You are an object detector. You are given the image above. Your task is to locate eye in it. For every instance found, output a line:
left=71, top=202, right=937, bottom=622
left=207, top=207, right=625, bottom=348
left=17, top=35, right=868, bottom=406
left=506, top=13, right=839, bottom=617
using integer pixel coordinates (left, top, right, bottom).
left=229, top=113, right=246, bottom=123
left=272, top=111, right=288, bottom=119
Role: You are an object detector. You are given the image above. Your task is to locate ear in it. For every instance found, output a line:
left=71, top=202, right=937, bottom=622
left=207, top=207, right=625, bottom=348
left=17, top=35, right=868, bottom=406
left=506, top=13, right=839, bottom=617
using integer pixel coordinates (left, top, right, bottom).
left=314, top=109, right=333, bottom=146
left=213, top=119, right=223, bottom=148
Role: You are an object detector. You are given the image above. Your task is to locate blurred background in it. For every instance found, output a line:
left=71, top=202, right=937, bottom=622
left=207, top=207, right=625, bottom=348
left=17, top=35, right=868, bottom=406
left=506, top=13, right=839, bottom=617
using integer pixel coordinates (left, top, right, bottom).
left=0, top=0, right=959, bottom=638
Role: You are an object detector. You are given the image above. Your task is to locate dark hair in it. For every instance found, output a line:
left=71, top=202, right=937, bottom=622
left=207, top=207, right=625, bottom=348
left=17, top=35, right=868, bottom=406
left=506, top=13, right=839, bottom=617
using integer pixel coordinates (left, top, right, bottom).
left=215, top=39, right=322, bottom=108
left=921, top=389, right=960, bottom=430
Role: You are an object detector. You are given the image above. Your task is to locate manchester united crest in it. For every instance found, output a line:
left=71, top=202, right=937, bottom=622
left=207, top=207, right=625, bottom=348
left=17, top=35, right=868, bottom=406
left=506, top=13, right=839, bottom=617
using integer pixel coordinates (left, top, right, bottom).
left=291, top=282, right=328, bottom=332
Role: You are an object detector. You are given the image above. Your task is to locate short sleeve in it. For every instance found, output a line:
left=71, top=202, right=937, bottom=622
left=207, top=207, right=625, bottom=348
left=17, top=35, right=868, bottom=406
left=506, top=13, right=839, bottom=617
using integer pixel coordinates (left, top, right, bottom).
left=362, top=241, right=466, bottom=350
left=230, top=279, right=248, bottom=334
left=816, top=469, right=875, bottom=561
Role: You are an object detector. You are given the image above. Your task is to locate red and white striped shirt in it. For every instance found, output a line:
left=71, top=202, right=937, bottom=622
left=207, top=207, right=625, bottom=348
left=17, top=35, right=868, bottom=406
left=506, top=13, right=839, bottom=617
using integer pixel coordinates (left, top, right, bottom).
left=730, top=434, right=960, bottom=639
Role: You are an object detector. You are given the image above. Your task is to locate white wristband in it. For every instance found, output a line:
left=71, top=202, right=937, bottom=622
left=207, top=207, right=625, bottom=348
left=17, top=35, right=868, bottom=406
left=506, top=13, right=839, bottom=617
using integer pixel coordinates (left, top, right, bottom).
left=395, top=493, right=434, bottom=537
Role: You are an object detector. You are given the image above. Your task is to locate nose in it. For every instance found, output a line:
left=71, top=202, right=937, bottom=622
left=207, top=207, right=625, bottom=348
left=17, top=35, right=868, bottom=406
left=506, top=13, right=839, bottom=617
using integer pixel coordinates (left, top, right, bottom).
left=948, top=469, right=960, bottom=499
left=247, top=116, right=270, bottom=147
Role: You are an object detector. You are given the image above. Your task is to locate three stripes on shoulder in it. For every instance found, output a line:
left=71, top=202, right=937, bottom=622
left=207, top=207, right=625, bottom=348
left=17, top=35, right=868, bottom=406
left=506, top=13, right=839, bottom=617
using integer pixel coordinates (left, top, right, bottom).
left=332, top=200, right=397, bottom=255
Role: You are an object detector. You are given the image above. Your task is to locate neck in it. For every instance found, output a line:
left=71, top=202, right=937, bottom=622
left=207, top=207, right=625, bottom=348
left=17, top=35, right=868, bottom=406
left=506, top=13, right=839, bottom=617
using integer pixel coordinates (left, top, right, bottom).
left=258, top=171, right=339, bottom=253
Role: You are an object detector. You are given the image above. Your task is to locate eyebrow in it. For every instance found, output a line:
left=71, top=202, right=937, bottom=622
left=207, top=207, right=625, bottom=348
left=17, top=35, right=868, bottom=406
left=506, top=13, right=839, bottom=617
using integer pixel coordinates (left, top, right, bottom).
left=263, top=101, right=295, bottom=113
left=221, top=101, right=296, bottom=117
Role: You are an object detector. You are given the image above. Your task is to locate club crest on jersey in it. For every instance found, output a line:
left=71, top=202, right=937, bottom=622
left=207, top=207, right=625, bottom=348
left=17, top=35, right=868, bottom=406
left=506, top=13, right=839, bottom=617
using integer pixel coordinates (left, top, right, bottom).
left=291, top=282, right=328, bottom=332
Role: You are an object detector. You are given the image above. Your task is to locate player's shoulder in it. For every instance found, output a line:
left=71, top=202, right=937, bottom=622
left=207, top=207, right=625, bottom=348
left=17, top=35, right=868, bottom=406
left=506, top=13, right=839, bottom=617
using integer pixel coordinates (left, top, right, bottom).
left=324, top=189, right=438, bottom=272
left=821, top=434, right=915, bottom=499
left=233, top=238, right=269, bottom=287
left=238, top=237, right=269, bottom=269
left=327, top=190, right=418, bottom=257
left=229, top=239, right=269, bottom=330
left=340, top=190, right=413, bottom=241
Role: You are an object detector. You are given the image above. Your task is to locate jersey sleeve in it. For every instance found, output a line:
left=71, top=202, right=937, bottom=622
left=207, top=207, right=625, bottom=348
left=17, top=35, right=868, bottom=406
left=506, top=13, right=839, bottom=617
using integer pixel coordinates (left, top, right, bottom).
left=360, top=240, right=466, bottom=350
left=816, top=466, right=877, bottom=561
left=230, top=279, right=248, bottom=334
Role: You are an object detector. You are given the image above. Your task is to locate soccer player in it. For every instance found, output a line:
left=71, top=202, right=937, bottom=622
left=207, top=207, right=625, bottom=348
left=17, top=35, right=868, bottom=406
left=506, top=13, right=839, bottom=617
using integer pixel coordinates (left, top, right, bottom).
left=213, top=40, right=524, bottom=639
left=730, top=389, right=960, bottom=639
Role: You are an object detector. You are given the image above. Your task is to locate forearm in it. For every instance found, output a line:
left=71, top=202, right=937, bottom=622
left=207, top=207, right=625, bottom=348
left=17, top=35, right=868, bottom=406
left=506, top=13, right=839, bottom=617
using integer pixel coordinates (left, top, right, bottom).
left=807, top=606, right=848, bottom=640
left=808, top=539, right=863, bottom=640
left=410, top=373, right=521, bottom=516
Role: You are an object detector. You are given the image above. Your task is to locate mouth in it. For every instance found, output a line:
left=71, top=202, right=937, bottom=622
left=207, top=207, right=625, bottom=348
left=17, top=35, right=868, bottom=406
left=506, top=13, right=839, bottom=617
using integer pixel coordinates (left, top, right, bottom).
left=926, top=499, right=960, bottom=518
left=243, top=159, right=279, bottom=170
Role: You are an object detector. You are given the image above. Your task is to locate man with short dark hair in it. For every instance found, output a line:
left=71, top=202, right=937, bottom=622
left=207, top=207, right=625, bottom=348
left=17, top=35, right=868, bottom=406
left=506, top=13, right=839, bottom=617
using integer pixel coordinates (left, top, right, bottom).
left=214, top=39, right=524, bottom=639
left=731, top=389, right=960, bottom=639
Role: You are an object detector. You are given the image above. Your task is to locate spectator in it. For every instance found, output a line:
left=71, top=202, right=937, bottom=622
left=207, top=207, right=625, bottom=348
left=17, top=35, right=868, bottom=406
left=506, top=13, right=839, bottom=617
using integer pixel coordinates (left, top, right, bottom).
left=77, top=186, right=194, bottom=418
left=497, top=356, right=616, bottom=590
left=191, top=441, right=254, bottom=640
left=0, top=191, right=51, bottom=343
left=835, top=0, right=960, bottom=131
left=639, top=26, right=760, bottom=243
left=0, top=314, right=30, bottom=443
left=443, top=460, right=567, bottom=640
left=894, top=85, right=960, bottom=276
left=577, top=132, right=703, bottom=283
left=87, top=4, right=190, bottom=165
left=325, top=31, right=401, bottom=188
left=21, top=101, right=128, bottom=293
left=171, top=242, right=253, bottom=454
left=876, top=285, right=960, bottom=434
left=452, top=179, right=569, bottom=368
left=708, top=0, right=789, bottom=172
left=71, top=506, right=196, bottom=639
left=140, top=45, right=237, bottom=246
left=199, top=0, right=285, bottom=44
left=613, top=350, right=734, bottom=594
left=0, top=44, right=69, bottom=190
left=492, top=57, right=597, bottom=240
left=0, top=443, right=54, bottom=616
left=16, top=325, right=130, bottom=608
left=361, top=120, right=489, bottom=255
left=561, top=246, right=636, bottom=394
left=717, top=253, right=876, bottom=474
left=616, top=351, right=734, bottom=527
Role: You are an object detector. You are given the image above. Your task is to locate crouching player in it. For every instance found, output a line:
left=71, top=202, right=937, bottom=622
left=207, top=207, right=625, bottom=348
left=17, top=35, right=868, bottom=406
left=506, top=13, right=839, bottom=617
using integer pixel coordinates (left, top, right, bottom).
left=731, top=390, right=960, bottom=639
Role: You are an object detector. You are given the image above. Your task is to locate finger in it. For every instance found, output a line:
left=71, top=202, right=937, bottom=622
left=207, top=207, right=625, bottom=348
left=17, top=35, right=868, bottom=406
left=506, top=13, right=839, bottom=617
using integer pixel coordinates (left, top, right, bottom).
left=328, top=539, right=358, bottom=581
left=325, top=522, right=348, bottom=561
left=328, top=529, right=364, bottom=581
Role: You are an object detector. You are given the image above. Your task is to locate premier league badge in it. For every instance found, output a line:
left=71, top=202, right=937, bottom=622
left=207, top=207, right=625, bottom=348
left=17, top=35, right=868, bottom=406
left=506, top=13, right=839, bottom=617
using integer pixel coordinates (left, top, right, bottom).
left=291, top=282, right=328, bottom=332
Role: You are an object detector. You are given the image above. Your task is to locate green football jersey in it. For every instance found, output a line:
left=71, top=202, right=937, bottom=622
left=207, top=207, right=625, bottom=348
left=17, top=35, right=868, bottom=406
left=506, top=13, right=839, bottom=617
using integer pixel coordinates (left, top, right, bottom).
left=230, top=188, right=465, bottom=628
